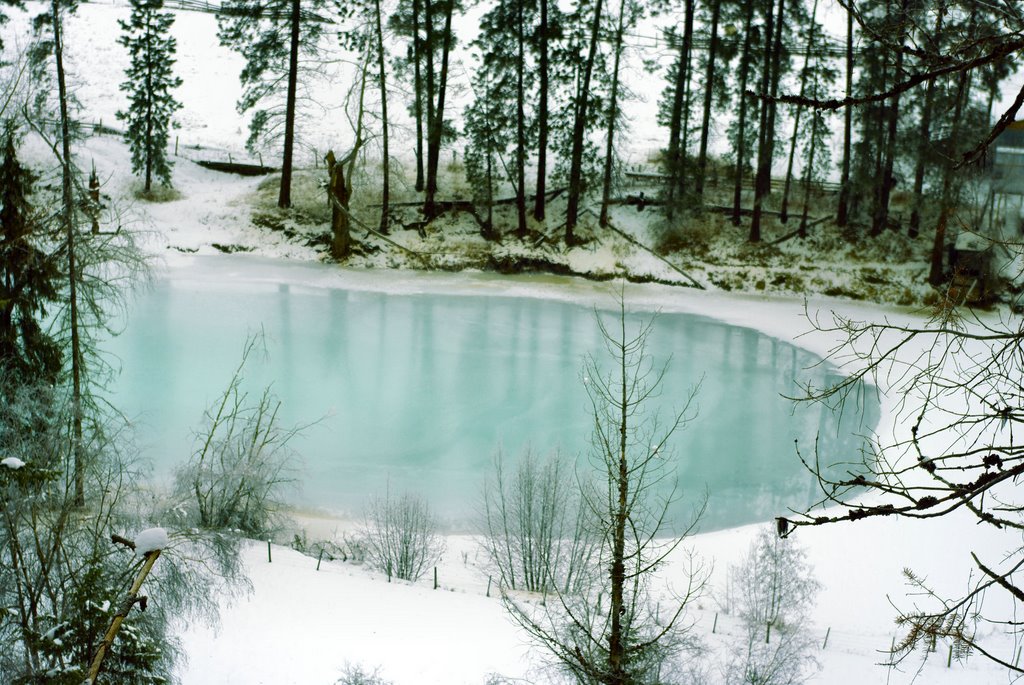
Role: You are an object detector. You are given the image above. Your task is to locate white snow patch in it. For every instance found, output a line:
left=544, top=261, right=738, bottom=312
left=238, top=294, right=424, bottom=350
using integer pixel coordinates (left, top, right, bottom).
left=134, top=527, right=169, bottom=555
left=1, top=456, right=25, bottom=469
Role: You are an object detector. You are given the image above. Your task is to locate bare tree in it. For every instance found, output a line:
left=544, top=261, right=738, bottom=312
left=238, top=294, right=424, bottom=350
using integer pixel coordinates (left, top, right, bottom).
left=479, top=448, right=598, bottom=595
left=503, top=297, right=709, bottom=684
left=779, top=292, right=1024, bottom=672
left=363, top=487, right=444, bottom=582
left=175, top=334, right=301, bottom=537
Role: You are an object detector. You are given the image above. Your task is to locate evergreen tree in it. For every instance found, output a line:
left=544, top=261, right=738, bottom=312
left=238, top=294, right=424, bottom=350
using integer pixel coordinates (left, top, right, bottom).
left=389, top=0, right=460, bottom=218
left=218, top=0, right=326, bottom=208
left=387, top=0, right=426, bottom=191
left=117, top=0, right=182, bottom=193
left=659, top=0, right=694, bottom=218
left=0, top=126, right=62, bottom=385
left=560, top=0, right=609, bottom=243
left=598, top=0, right=642, bottom=227
left=728, top=0, right=760, bottom=226
left=463, top=61, right=505, bottom=239
left=466, top=0, right=536, bottom=237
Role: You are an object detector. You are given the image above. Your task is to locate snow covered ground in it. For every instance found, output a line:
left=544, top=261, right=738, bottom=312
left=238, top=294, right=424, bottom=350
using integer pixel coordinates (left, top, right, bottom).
left=3, top=1, right=1023, bottom=682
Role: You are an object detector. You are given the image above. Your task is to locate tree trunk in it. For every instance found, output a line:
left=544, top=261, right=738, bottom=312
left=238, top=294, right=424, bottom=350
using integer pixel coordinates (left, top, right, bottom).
left=327, top=150, right=351, bottom=259
left=780, top=0, right=818, bottom=224
left=533, top=0, right=549, bottom=221
left=424, top=0, right=453, bottom=220
left=278, top=0, right=300, bottom=208
left=423, top=0, right=435, bottom=194
left=52, top=0, right=85, bottom=507
left=413, top=0, right=424, bottom=192
left=564, top=0, right=605, bottom=244
left=144, top=13, right=154, bottom=193
left=836, top=10, right=853, bottom=227
left=695, top=0, right=721, bottom=199
left=731, top=0, right=756, bottom=227
left=599, top=0, right=626, bottom=228
left=798, top=110, right=820, bottom=238
left=515, top=0, right=527, bottom=238
left=930, top=67, right=969, bottom=286
left=909, top=8, right=944, bottom=239
left=374, top=0, right=390, bottom=234
left=664, top=28, right=688, bottom=220
left=870, top=0, right=908, bottom=237
left=607, top=316, right=630, bottom=685
left=750, top=0, right=786, bottom=243
left=678, top=0, right=695, bottom=202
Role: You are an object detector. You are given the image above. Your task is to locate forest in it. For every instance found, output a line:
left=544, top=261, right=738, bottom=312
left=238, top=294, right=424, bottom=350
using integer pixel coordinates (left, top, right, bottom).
left=1, top=0, right=1023, bottom=681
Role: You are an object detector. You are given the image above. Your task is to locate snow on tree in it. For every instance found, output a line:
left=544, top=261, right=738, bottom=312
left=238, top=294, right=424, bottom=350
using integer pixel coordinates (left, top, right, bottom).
left=134, top=527, right=169, bottom=555
left=1, top=456, right=26, bottom=469
left=117, top=0, right=182, bottom=193
left=724, top=525, right=821, bottom=685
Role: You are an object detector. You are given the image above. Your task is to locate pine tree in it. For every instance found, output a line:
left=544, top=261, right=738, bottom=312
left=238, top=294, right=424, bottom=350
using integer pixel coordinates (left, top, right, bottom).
left=466, top=0, right=536, bottom=238
left=218, top=0, right=325, bottom=208
left=0, top=126, right=62, bottom=385
left=463, top=61, right=505, bottom=239
left=117, top=0, right=182, bottom=194
left=560, top=0, right=609, bottom=243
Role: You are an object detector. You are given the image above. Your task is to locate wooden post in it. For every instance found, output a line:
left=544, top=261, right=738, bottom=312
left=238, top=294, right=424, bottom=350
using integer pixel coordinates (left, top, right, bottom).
left=258, top=151, right=264, bottom=167
left=712, top=613, right=718, bottom=634
left=947, top=643, right=953, bottom=667
left=86, top=550, right=162, bottom=684
left=316, top=548, right=324, bottom=571
left=822, top=627, right=831, bottom=649
left=267, top=540, right=272, bottom=563
left=433, top=567, right=438, bottom=590
left=486, top=576, right=492, bottom=598
left=175, top=136, right=179, bottom=156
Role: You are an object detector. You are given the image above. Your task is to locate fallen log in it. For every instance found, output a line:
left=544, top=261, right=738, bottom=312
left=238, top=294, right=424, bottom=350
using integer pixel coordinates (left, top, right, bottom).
left=196, top=160, right=275, bottom=176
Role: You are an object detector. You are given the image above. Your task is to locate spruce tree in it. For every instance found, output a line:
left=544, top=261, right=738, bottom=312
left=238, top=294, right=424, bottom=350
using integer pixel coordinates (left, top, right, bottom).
left=117, top=0, right=182, bottom=193
left=0, top=126, right=62, bottom=385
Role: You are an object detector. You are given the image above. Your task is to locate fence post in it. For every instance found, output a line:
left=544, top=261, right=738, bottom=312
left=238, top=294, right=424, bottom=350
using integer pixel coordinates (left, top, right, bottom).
left=258, top=151, right=263, bottom=167
left=486, top=576, right=492, bottom=598
left=947, top=644, right=953, bottom=668
left=267, top=540, right=272, bottom=563
left=712, top=613, right=718, bottom=634
left=175, top=136, right=179, bottom=156
left=433, top=567, right=438, bottom=590
left=316, top=548, right=324, bottom=571
left=822, top=627, right=831, bottom=650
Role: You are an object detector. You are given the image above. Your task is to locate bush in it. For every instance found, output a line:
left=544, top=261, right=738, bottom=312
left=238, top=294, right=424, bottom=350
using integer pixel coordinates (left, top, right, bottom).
left=362, top=489, right=444, bottom=582
left=479, top=448, right=597, bottom=594
left=174, top=335, right=301, bottom=536
left=335, top=662, right=392, bottom=685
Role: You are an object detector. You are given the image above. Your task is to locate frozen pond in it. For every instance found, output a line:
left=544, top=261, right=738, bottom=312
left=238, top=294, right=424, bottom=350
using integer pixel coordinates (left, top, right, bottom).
left=106, top=257, right=878, bottom=531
